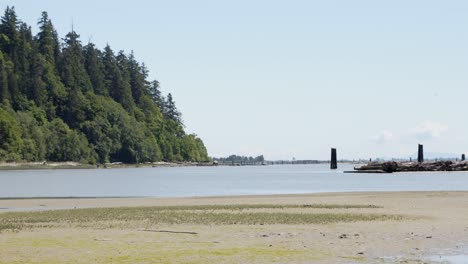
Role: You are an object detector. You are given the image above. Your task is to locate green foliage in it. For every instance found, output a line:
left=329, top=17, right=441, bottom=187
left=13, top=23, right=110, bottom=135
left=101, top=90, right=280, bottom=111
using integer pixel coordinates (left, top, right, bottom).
left=37, top=11, right=58, bottom=64
left=0, top=7, right=209, bottom=164
left=0, top=107, right=22, bottom=161
left=15, top=107, right=47, bottom=161
left=84, top=43, right=105, bottom=95
left=59, top=31, right=92, bottom=93
left=215, top=155, right=265, bottom=163
left=46, top=118, right=96, bottom=163
left=0, top=50, right=11, bottom=104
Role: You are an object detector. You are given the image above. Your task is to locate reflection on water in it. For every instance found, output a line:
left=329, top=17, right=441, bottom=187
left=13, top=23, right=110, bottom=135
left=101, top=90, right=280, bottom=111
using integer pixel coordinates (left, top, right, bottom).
left=1, top=164, right=468, bottom=198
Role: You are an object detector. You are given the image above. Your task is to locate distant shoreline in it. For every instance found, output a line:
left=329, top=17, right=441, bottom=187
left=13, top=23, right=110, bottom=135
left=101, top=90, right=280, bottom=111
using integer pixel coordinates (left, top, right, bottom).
left=0, top=161, right=218, bottom=170
left=0, top=161, right=361, bottom=170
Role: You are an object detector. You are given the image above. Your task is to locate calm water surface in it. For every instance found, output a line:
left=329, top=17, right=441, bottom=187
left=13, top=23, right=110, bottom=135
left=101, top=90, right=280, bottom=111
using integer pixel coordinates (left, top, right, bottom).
left=1, top=164, right=468, bottom=198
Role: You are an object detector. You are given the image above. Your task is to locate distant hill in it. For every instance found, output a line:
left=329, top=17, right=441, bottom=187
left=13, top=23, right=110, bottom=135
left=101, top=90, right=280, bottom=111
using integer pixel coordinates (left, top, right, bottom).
left=0, top=7, right=209, bottom=164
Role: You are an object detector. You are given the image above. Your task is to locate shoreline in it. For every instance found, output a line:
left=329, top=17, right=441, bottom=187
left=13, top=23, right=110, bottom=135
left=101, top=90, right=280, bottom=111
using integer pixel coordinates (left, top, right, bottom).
left=0, top=161, right=365, bottom=171
left=0, top=161, right=217, bottom=170
left=1, top=189, right=468, bottom=199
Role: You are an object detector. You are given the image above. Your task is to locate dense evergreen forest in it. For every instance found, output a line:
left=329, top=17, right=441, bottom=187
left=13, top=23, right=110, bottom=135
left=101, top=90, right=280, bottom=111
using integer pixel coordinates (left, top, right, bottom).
left=0, top=7, right=209, bottom=164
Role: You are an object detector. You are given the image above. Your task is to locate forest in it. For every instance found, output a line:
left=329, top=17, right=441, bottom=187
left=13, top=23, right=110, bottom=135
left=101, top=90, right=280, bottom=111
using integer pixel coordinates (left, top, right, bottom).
left=214, top=155, right=265, bottom=164
left=0, top=7, right=209, bottom=164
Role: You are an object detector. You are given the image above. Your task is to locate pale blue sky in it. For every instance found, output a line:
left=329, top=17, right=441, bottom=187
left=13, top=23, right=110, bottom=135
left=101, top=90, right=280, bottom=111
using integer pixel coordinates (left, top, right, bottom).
left=3, top=0, right=468, bottom=160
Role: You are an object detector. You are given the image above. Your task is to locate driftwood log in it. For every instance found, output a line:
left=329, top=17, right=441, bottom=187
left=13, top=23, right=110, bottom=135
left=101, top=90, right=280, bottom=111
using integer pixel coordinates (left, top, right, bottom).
left=352, top=161, right=468, bottom=173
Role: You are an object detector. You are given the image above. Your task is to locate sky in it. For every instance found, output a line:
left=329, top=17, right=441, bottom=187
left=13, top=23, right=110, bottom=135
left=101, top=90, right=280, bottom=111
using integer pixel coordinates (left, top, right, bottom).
left=2, top=0, right=468, bottom=160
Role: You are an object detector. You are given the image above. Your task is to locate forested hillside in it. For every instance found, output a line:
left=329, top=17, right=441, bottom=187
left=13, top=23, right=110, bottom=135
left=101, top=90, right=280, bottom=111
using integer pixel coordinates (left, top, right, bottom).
left=0, top=7, right=209, bottom=164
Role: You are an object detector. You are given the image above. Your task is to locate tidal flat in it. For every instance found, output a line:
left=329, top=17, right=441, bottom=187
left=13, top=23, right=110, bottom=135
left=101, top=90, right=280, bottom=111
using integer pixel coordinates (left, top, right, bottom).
left=0, top=191, right=467, bottom=263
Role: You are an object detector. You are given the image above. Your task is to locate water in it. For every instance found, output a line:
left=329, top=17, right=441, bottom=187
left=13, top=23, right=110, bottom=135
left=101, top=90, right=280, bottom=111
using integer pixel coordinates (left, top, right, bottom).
left=1, top=164, right=468, bottom=198
left=429, top=255, right=468, bottom=264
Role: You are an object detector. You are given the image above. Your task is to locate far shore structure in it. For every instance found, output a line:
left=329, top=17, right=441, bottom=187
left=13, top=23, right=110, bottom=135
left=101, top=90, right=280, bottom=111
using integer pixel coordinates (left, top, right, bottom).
left=348, top=144, right=468, bottom=173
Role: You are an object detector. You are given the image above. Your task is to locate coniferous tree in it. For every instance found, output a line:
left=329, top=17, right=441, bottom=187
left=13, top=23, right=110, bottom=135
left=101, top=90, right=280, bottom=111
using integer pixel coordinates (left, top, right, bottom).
left=34, top=12, right=64, bottom=117
left=149, top=80, right=164, bottom=109
left=116, top=51, right=135, bottom=113
left=0, top=7, right=19, bottom=62
left=37, top=11, right=57, bottom=64
left=84, top=43, right=105, bottom=95
left=59, top=30, right=91, bottom=93
left=58, top=31, right=93, bottom=127
left=128, top=52, right=148, bottom=105
left=103, top=46, right=122, bottom=103
left=29, top=51, right=48, bottom=106
left=164, top=93, right=182, bottom=125
left=16, top=23, right=33, bottom=100
left=0, top=51, right=10, bottom=104
left=0, top=7, right=23, bottom=109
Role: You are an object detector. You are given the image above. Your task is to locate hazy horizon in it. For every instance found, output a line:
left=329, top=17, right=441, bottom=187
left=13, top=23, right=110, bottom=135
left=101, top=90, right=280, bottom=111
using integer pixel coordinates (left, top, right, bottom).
left=5, top=0, right=468, bottom=160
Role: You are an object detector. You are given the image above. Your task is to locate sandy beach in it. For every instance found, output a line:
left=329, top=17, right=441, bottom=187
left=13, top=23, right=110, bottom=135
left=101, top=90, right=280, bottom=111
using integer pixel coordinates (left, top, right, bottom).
left=1, top=191, right=467, bottom=263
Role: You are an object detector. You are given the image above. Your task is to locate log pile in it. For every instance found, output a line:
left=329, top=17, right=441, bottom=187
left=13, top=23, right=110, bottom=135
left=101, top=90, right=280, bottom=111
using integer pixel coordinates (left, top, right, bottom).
left=353, top=161, right=468, bottom=173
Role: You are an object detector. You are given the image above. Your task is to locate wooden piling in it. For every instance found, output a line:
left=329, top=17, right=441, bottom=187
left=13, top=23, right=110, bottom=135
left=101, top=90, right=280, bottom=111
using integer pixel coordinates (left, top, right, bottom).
left=330, top=148, right=337, bottom=169
left=418, top=144, right=424, bottom=163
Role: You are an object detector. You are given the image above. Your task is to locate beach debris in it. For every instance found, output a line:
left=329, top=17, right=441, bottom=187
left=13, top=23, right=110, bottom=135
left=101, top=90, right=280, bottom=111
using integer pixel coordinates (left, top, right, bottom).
left=339, top=234, right=348, bottom=239
left=138, top=229, right=198, bottom=235
left=352, top=160, right=468, bottom=173
left=425, top=235, right=432, bottom=239
left=357, top=252, right=364, bottom=255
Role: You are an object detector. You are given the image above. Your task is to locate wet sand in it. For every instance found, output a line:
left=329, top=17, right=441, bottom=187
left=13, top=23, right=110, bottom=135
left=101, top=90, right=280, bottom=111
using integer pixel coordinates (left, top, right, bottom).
left=1, top=191, right=467, bottom=263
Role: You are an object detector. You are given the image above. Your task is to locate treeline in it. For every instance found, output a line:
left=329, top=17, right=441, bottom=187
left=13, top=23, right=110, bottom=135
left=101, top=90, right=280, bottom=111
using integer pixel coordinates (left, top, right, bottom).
left=214, top=155, right=265, bottom=163
left=0, top=7, right=209, bottom=164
